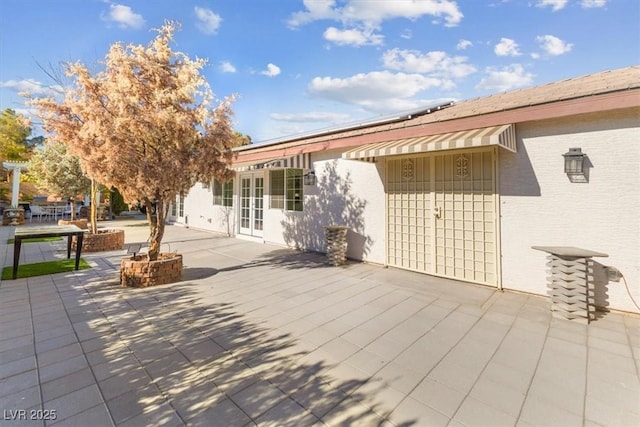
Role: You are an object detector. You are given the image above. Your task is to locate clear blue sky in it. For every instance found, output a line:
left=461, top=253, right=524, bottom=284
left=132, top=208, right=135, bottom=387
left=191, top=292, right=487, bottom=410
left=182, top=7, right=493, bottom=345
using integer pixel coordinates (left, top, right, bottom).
left=1, top=0, right=638, bottom=143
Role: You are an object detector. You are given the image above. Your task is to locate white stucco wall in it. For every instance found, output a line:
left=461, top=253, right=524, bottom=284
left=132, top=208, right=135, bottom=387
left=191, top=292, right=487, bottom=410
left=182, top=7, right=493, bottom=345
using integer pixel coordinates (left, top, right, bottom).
left=499, top=108, right=640, bottom=313
left=263, top=149, right=387, bottom=264
left=177, top=182, right=236, bottom=236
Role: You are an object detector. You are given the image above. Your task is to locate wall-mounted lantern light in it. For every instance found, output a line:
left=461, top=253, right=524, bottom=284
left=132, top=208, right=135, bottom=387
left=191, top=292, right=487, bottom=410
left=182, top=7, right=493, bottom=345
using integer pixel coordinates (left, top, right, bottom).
left=562, top=148, right=588, bottom=183
left=303, top=170, right=316, bottom=186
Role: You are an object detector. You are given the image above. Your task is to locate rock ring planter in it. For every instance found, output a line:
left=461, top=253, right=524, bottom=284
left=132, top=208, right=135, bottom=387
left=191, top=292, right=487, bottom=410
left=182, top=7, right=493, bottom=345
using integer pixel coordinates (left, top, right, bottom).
left=120, top=253, right=183, bottom=287
left=58, top=218, right=89, bottom=229
left=72, top=229, right=125, bottom=252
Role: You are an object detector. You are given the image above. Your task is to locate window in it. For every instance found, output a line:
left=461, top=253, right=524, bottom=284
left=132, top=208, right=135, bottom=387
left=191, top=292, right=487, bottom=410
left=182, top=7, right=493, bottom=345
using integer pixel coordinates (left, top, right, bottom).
left=270, top=168, right=303, bottom=211
left=176, top=194, right=184, bottom=217
left=213, top=179, right=233, bottom=207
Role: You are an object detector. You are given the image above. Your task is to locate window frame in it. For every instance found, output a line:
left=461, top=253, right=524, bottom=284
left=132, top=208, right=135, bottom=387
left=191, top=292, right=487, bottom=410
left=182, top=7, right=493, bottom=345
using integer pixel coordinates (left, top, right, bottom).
left=213, top=179, right=234, bottom=207
left=269, top=168, right=303, bottom=212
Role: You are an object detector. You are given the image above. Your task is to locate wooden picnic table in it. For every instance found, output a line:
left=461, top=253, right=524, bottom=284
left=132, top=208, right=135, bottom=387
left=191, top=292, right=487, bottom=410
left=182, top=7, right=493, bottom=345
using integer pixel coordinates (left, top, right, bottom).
left=12, top=225, right=85, bottom=280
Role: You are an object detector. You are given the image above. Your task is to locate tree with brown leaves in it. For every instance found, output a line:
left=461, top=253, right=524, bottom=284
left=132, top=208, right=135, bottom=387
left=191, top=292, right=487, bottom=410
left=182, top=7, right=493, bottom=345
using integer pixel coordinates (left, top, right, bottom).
left=29, top=21, right=236, bottom=260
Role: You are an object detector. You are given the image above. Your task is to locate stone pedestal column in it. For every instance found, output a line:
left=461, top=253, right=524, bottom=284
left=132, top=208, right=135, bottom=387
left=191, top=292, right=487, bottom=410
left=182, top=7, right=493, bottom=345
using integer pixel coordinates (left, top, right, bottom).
left=326, top=226, right=348, bottom=266
left=546, top=255, right=594, bottom=324
left=532, top=246, right=608, bottom=325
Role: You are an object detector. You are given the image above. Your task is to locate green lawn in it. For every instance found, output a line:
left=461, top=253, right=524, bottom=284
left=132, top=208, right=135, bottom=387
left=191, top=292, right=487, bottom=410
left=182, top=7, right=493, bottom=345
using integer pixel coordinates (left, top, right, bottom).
left=7, top=236, right=63, bottom=244
left=2, top=259, right=91, bottom=280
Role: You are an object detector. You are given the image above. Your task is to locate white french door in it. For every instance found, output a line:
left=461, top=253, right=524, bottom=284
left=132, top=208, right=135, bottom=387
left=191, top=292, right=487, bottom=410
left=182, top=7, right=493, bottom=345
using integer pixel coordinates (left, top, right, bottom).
left=239, top=173, right=264, bottom=238
left=386, top=148, right=498, bottom=286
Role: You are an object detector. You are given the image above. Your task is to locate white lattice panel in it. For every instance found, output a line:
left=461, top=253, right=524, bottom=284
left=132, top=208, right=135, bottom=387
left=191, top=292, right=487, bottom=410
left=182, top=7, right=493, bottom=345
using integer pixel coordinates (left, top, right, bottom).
left=386, top=149, right=498, bottom=286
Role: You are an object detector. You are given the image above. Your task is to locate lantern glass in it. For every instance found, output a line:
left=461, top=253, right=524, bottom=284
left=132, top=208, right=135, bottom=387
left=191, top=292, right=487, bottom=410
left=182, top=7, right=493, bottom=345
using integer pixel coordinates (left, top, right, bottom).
left=563, top=148, right=585, bottom=174
left=303, top=171, right=316, bottom=186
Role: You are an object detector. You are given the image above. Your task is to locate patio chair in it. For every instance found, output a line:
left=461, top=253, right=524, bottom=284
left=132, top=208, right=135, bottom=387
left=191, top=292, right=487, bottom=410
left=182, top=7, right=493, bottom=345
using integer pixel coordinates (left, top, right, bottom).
left=30, top=205, right=44, bottom=222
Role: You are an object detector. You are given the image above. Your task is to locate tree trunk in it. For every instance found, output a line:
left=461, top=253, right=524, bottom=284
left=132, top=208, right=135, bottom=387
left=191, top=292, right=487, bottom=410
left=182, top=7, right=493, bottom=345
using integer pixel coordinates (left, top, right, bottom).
left=146, top=198, right=166, bottom=261
left=89, top=179, right=98, bottom=234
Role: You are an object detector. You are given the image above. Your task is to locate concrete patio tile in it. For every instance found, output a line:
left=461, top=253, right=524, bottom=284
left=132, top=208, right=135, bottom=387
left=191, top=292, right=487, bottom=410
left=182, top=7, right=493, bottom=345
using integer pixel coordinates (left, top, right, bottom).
left=323, top=361, right=371, bottom=396
left=318, top=337, right=361, bottom=364
left=0, top=355, right=36, bottom=380
left=91, top=353, right=140, bottom=382
left=49, top=403, right=112, bottom=427
left=0, top=409, right=43, bottom=427
left=0, top=325, right=33, bottom=341
left=320, top=395, right=388, bottom=427
left=352, top=378, right=407, bottom=419
left=105, top=385, right=165, bottom=424
left=117, top=404, right=184, bottom=427
left=186, top=397, right=252, bottom=427
left=409, top=377, right=465, bottom=418
left=204, top=361, right=262, bottom=397
left=468, top=376, right=526, bottom=418
left=343, top=348, right=389, bottom=376
left=0, top=344, right=35, bottom=367
left=166, top=380, right=224, bottom=421
left=373, top=361, right=424, bottom=395
left=1, top=222, right=639, bottom=426
left=588, top=335, right=634, bottom=357
left=528, top=375, right=585, bottom=416
left=339, top=326, right=380, bottom=349
left=479, top=361, right=534, bottom=394
left=34, top=325, right=75, bottom=343
left=97, top=368, right=153, bottom=401
left=519, top=395, right=583, bottom=427
left=299, top=326, right=337, bottom=349
left=79, top=334, right=124, bottom=354
left=453, top=396, right=517, bottom=427
left=41, top=367, right=96, bottom=402
left=37, top=343, right=84, bottom=368
left=389, top=396, right=450, bottom=427
left=256, top=397, right=320, bottom=426
left=585, top=374, right=640, bottom=414
left=290, top=378, right=348, bottom=419
left=0, top=369, right=39, bottom=399
left=229, top=379, right=288, bottom=420
left=427, top=358, right=481, bottom=395
left=0, top=385, right=41, bottom=414
left=584, top=392, right=640, bottom=427
left=43, top=384, right=103, bottom=424
left=34, top=333, right=79, bottom=354
left=0, top=335, right=34, bottom=354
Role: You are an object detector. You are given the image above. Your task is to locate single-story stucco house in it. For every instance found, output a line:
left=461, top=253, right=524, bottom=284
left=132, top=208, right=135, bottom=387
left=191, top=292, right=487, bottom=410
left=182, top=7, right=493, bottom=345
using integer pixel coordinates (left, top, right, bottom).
left=170, top=66, right=639, bottom=315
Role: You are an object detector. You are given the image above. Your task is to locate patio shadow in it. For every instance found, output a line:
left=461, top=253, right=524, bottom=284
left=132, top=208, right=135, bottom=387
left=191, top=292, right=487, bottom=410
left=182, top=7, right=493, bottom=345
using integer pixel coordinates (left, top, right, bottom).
left=281, top=160, right=373, bottom=261
left=71, top=271, right=416, bottom=425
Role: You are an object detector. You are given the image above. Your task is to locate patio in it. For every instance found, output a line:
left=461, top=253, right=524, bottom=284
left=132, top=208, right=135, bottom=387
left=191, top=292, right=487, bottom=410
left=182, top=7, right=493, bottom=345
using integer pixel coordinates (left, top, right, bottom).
left=0, top=219, right=638, bottom=426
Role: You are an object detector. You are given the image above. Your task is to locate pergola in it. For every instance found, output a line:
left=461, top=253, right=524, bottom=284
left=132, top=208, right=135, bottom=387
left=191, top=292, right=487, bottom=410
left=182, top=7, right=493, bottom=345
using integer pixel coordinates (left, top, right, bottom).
left=3, top=161, right=29, bottom=207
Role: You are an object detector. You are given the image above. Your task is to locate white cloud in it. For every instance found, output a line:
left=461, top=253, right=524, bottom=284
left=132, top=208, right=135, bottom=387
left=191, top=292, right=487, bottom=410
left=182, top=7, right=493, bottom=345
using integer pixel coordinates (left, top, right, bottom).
left=400, top=29, right=413, bottom=40
left=535, top=0, right=568, bottom=11
left=290, top=1, right=463, bottom=49
left=536, top=35, right=573, bottom=55
left=0, top=79, right=62, bottom=98
left=102, top=4, right=145, bottom=29
left=308, top=71, right=449, bottom=113
left=456, top=39, right=473, bottom=50
left=194, top=7, right=222, bottom=35
left=270, top=111, right=350, bottom=123
left=288, top=0, right=463, bottom=32
left=476, top=64, right=534, bottom=92
left=323, top=27, right=383, bottom=46
left=219, top=61, right=236, bottom=73
left=260, top=63, right=281, bottom=77
left=494, top=38, right=521, bottom=56
left=288, top=0, right=339, bottom=28
left=382, top=49, right=476, bottom=79
left=581, top=0, right=607, bottom=8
